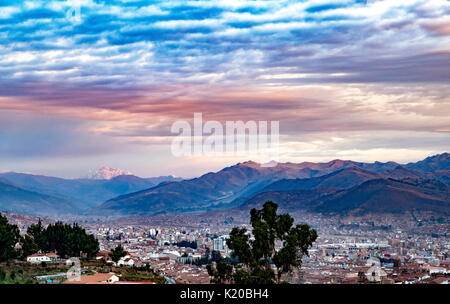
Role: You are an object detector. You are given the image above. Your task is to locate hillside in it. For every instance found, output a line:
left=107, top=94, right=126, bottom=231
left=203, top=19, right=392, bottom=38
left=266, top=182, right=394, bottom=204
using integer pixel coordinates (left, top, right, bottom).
left=1, top=153, right=448, bottom=217
left=314, top=178, right=450, bottom=215
left=239, top=165, right=441, bottom=212
left=260, top=166, right=380, bottom=192
left=0, top=179, right=79, bottom=216
left=89, top=161, right=310, bottom=215
left=406, top=153, right=450, bottom=172
left=0, top=172, right=180, bottom=209
left=90, top=159, right=404, bottom=216
left=240, top=188, right=337, bottom=210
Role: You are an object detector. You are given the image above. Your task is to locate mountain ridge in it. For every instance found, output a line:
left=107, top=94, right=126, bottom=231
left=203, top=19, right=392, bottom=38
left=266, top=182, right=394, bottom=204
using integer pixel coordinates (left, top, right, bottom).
left=314, top=178, right=450, bottom=215
left=0, top=172, right=182, bottom=213
left=1, top=153, right=448, bottom=217
left=0, top=178, right=79, bottom=216
left=91, top=153, right=449, bottom=216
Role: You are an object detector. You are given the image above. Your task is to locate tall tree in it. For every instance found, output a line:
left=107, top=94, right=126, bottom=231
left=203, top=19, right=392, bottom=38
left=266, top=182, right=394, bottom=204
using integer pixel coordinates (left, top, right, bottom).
left=0, top=213, right=20, bottom=261
left=20, top=235, right=39, bottom=259
left=110, top=244, right=127, bottom=263
left=207, top=260, right=233, bottom=284
left=26, top=219, right=45, bottom=249
left=209, top=201, right=317, bottom=284
left=26, top=220, right=99, bottom=258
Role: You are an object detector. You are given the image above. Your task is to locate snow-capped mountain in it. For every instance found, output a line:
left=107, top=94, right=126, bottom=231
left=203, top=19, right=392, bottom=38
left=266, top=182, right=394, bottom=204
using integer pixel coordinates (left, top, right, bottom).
left=87, top=167, right=133, bottom=180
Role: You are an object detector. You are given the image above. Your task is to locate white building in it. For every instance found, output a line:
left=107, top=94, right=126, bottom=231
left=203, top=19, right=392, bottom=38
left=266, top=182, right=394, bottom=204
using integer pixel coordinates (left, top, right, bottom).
left=428, top=266, right=448, bottom=275
left=213, top=235, right=229, bottom=251
left=27, top=253, right=59, bottom=264
left=117, top=255, right=135, bottom=267
left=213, top=238, right=225, bottom=251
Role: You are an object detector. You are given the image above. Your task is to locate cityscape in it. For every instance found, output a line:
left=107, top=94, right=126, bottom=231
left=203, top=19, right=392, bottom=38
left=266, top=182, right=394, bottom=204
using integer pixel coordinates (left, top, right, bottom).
left=1, top=153, right=449, bottom=285
left=0, top=0, right=449, bottom=294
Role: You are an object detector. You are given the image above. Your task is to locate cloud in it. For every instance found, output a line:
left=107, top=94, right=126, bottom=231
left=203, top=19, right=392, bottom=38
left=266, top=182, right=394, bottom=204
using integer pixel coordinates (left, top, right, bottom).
left=1, top=0, right=448, bottom=86
left=0, top=0, right=449, bottom=176
left=0, top=110, right=135, bottom=158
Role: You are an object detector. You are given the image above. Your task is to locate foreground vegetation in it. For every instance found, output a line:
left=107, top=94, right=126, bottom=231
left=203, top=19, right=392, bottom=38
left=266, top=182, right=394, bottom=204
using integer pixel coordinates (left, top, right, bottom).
left=0, top=213, right=99, bottom=261
left=0, top=213, right=166, bottom=284
left=0, top=260, right=71, bottom=284
left=0, top=259, right=165, bottom=284
left=207, top=201, right=317, bottom=284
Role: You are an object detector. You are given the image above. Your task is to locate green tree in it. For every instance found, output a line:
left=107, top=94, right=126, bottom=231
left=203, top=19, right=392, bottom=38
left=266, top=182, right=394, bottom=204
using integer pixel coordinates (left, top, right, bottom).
left=209, top=201, right=317, bottom=284
left=26, top=220, right=99, bottom=258
left=0, top=213, right=20, bottom=261
left=211, top=250, right=222, bottom=261
left=110, top=244, right=127, bottom=263
left=26, top=221, right=99, bottom=258
left=20, top=235, right=39, bottom=259
left=207, top=259, right=233, bottom=284
left=26, top=219, right=45, bottom=249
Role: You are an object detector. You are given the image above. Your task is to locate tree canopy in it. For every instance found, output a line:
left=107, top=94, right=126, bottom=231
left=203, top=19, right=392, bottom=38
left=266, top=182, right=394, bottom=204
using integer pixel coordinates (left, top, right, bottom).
left=0, top=213, right=20, bottom=261
left=109, top=244, right=127, bottom=263
left=208, top=201, right=317, bottom=284
left=26, top=220, right=99, bottom=258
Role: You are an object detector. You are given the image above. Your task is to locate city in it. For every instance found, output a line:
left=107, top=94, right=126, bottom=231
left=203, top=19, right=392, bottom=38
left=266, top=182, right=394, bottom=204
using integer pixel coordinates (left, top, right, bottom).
left=3, top=207, right=448, bottom=284
left=0, top=1, right=449, bottom=301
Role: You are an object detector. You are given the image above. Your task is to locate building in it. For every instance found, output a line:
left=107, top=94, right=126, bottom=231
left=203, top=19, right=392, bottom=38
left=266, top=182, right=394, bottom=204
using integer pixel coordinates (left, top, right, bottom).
left=46, top=253, right=60, bottom=262
left=117, top=255, right=136, bottom=267
left=427, top=266, right=448, bottom=275
left=213, top=237, right=226, bottom=251
left=64, top=273, right=119, bottom=284
left=95, top=251, right=111, bottom=262
left=27, top=253, right=60, bottom=264
left=178, top=256, right=194, bottom=264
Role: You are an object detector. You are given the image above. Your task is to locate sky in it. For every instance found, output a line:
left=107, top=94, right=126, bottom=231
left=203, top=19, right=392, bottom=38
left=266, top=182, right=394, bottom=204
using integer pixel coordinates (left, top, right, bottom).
left=0, top=0, right=449, bottom=178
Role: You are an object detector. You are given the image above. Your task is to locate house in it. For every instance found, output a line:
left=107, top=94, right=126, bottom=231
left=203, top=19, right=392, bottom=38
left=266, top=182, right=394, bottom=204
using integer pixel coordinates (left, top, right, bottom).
left=427, top=266, right=448, bottom=275
left=64, top=273, right=119, bottom=284
left=46, top=253, right=60, bottom=262
left=27, top=253, right=60, bottom=264
left=177, top=256, right=194, bottom=264
left=95, top=251, right=111, bottom=262
left=365, top=266, right=387, bottom=283
left=117, top=255, right=135, bottom=267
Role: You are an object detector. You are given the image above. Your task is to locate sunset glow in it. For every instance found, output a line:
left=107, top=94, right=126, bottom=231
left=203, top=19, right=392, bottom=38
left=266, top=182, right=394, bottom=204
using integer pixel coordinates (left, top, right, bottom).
left=0, top=0, right=449, bottom=177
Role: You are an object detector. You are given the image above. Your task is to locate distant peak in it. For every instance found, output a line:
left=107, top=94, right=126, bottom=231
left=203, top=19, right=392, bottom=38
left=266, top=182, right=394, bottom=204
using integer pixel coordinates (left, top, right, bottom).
left=235, top=161, right=260, bottom=168
left=431, top=152, right=449, bottom=158
left=87, top=167, right=133, bottom=180
left=330, top=159, right=344, bottom=163
left=241, top=160, right=258, bottom=165
left=406, top=152, right=450, bottom=172
left=238, top=160, right=279, bottom=168
left=420, top=152, right=450, bottom=162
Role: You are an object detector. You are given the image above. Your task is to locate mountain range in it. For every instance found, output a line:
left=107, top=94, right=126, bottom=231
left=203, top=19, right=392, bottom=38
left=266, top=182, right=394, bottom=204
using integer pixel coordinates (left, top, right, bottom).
left=314, top=178, right=450, bottom=216
left=0, top=153, right=449, bottom=217
left=0, top=170, right=182, bottom=215
left=0, top=178, right=78, bottom=215
left=91, top=153, right=450, bottom=216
